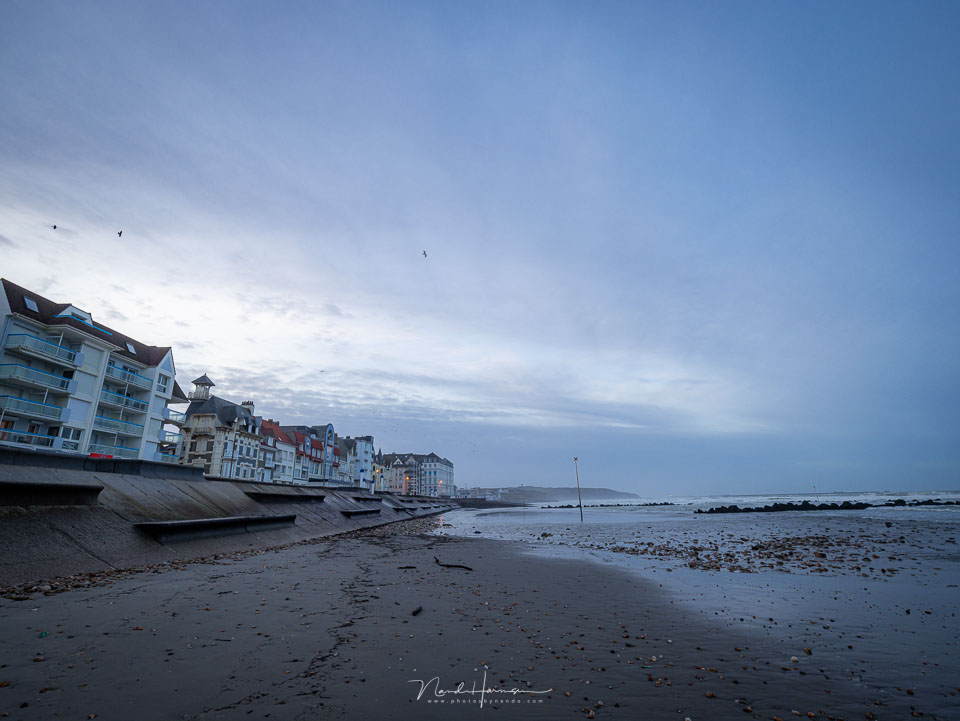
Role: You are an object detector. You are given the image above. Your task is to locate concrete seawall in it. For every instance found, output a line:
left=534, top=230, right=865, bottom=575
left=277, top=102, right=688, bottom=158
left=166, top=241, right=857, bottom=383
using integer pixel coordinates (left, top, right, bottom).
left=0, top=448, right=457, bottom=586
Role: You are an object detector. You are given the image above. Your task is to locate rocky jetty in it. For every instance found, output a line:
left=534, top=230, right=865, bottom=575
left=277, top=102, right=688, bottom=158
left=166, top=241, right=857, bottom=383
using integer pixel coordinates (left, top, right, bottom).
left=544, top=501, right=675, bottom=509
left=696, top=498, right=959, bottom=514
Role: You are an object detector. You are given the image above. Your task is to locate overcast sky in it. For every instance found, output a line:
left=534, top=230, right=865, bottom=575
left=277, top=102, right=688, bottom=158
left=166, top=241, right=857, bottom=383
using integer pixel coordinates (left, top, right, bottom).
left=1, top=1, right=958, bottom=495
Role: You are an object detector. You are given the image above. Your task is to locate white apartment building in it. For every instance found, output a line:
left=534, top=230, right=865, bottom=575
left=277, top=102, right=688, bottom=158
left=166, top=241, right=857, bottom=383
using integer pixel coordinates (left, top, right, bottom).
left=0, top=279, right=187, bottom=461
left=381, top=451, right=455, bottom=496
left=420, top=453, right=455, bottom=497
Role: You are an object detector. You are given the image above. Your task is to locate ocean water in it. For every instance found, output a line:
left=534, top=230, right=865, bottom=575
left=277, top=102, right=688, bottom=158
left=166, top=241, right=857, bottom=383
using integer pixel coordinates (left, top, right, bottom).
left=434, top=488, right=960, bottom=690
left=439, top=489, right=960, bottom=542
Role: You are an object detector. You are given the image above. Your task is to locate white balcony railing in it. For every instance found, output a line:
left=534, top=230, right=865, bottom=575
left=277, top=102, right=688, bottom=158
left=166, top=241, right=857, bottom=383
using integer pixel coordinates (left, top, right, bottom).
left=0, top=395, right=67, bottom=421
left=93, top=415, right=145, bottom=436
left=0, top=428, right=60, bottom=449
left=159, top=430, right=182, bottom=444
left=4, top=334, right=79, bottom=365
left=104, top=364, right=153, bottom=390
left=164, top=407, right=187, bottom=423
left=88, top=443, right=139, bottom=459
left=0, top=364, right=74, bottom=393
left=99, top=389, right=148, bottom=412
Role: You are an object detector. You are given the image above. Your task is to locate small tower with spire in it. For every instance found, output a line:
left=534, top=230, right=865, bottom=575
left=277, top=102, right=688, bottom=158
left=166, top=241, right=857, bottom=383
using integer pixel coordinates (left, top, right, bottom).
left=189, top=373, right=215, bottom=401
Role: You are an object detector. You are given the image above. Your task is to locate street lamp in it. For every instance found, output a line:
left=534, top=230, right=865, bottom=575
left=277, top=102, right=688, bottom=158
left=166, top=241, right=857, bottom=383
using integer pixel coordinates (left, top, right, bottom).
left=573, top=456, right=583, bottom=523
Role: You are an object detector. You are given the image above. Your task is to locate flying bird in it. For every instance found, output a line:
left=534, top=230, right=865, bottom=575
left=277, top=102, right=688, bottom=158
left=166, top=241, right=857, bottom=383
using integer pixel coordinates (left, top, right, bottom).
left=117, top=231, right=123, bottom=237
left=422, top=250, right=427, bottom=258
left=51, top=224, right=57, bottom=230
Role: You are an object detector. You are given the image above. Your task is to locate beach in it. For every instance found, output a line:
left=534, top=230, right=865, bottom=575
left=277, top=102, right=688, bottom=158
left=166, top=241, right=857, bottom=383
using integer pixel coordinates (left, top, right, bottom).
left=1, top=510, right=957, bottom=720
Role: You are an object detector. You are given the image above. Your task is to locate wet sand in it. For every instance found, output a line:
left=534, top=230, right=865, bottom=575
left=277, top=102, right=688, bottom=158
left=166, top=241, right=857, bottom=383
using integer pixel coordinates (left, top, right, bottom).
left=1, top=516, right=956, bottom=720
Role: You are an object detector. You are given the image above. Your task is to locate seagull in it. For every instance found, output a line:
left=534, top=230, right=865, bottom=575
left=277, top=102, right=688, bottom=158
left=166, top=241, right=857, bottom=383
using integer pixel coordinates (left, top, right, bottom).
left=117, top=231, right=123, bottom=237
left=422, top=250, right=427, bottom=258
left=51, top=224, right=57, bottom=230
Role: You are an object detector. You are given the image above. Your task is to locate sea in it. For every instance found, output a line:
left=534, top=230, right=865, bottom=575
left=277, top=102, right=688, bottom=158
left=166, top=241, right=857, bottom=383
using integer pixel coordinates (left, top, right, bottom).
left=438, top=488, right=960, bottom=542
left=434, top=488, right=960, bottom=668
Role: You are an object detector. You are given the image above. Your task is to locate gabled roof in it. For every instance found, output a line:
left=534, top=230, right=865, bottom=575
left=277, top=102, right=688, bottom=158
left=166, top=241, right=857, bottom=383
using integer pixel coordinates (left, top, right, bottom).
left=192, top=374, right=215, bottom=386
left=2, top=278, right=172, bottom=367
left=171, top=380, right=190, bottom=404
left=382, top=452, right=454, bottom=467
left=185, top=394, right=259, bottom=433
left=261, top=419, right=295, bottom=446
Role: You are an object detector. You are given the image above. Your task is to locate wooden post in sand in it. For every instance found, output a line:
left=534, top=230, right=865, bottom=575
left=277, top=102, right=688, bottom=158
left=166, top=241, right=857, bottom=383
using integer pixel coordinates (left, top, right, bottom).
left=573, top=456, right=583, bottom=523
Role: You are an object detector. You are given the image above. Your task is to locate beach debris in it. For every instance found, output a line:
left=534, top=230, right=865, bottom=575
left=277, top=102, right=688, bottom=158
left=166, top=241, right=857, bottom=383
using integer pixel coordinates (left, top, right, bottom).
left=434, top=556, right=474, bottom=571
left=411, top=606, right=423, bottom=616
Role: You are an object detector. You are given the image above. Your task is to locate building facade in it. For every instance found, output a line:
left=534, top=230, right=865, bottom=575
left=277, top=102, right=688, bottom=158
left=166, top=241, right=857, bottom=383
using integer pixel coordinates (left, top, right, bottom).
left=380, top=451, right=455, bottom=496
left=0, top=279, right=187, bottom=462
left=260, top=419, right=297, bottom=484
left=177, top=375, right=262, bottom=480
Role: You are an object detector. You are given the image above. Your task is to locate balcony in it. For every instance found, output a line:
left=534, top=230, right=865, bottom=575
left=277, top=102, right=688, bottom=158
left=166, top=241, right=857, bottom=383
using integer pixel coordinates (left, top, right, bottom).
left=88, top=443, right=139, bottom=459
left=0, top=364, right=76, bottom=394
left=104, top=364, right=153, bottom=390
left=93, top=415, right=145, bottom=437
left=159, top=430, right=182, bottom=444
left=4, top=334, right=81, bottom=367
left=163, top=407, right=187, bottom=424
left=0, top=428, right=61, bottom=450
left=0, top=395, right=68, bottom=422
left=99, top=389, right=148, bottom=413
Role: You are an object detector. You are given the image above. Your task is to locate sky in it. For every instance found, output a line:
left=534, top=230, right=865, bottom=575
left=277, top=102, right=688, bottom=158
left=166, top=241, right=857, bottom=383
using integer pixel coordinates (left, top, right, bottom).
left=1, top=1, right=958, bottom=495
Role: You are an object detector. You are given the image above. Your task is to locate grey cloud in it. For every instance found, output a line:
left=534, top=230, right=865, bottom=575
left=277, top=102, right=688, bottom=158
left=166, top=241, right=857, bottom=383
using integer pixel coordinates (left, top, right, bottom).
left=0, top=233, right=15, bottom=247
left=34, top=276, right=56, bottom=293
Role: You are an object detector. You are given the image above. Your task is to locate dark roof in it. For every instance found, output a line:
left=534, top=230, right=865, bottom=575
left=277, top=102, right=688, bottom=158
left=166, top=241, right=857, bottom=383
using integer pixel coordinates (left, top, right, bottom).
left=185, top=394, right=259, bottom=433
left=192, top=374, right=215, bottom=386
left=171, top=381, right=190, bottom=404
left=382, top=452, right=453, bottom=466
left=2, top=278, right=172, bottom=367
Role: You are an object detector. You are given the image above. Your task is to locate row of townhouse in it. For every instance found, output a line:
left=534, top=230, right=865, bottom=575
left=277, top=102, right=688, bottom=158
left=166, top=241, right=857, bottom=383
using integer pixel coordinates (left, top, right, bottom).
left=173, top=376, right=349, bottom=486
left=0, top=279, right=186, bottom=461
left=0, top=279, right=456, bottom=494
left=173, top=376, right=455, bottom=494
left=173, top=379, right=455, bottom=495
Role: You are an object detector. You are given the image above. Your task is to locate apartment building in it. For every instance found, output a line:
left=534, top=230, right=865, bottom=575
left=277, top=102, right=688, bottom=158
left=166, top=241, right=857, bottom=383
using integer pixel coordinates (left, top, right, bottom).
left=0, top=279, right=187, bottom=461
left=381, top=451, right=455, bottom=496
left=419, top=452, right=455, bottom=497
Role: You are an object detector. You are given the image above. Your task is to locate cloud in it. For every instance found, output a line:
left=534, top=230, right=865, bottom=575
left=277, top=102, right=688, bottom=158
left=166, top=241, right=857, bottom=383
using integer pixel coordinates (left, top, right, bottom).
left=0, top=233, right=15, bottom=247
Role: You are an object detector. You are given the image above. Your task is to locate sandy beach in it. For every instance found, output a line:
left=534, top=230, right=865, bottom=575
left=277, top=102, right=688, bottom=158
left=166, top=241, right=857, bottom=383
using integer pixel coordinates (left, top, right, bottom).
left=1, top=512, right=957, bottom=721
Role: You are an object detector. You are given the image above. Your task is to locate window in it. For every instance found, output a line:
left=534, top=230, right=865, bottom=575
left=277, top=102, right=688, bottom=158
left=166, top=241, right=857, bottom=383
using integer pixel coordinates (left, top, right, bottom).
left=24, top=296, right=39, bottom=312
left=125, top=342, right=136, bottom=354
left=157, top=374, right=169, bottom=393
left=60, top=427, right=82, bottom=451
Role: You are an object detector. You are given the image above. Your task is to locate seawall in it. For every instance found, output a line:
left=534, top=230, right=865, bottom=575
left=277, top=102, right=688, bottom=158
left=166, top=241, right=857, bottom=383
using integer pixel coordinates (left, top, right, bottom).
left=0, top=448, right=457, bottom=586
